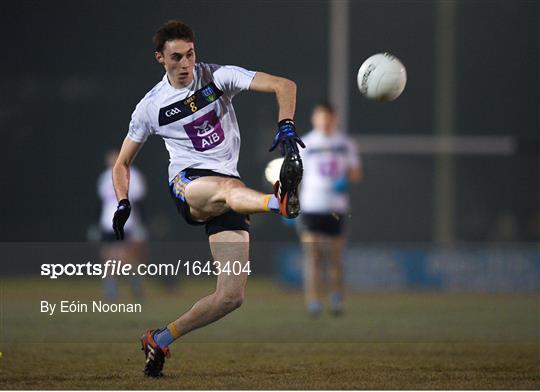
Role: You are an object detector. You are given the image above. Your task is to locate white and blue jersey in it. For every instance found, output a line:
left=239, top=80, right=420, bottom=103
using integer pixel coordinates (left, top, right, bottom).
left=299, top=130, right=361, bottom=214
left=126, top=63, right=256, bottom=181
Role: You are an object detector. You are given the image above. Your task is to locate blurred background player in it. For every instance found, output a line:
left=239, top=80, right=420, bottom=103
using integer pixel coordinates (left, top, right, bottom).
left=98, top=149, right=147, bottom=301
left=298, top=103, right=362, bottom=317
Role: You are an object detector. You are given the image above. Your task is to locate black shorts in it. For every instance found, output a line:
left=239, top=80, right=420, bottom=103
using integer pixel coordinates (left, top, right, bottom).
left=169, top=168, right=250, bottom=237
left=299, top=213, right=345, bottom=236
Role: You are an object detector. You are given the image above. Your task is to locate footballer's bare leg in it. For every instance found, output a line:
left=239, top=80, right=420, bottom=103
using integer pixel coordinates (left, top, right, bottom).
left=301, top=231, right=323, bottom=316
left=167, top=230, right=249, bottom=336
left=184, top=176, right=273, bottom=220
left=328, top=235, right=346, bottom=315
left=141, top=230, right=249, bottom=377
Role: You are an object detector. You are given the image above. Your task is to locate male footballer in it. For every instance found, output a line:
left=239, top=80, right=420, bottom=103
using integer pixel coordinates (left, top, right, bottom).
left=112, top=20, right=304, bottom=377
left=298, top=103, right=362, bottom=316
left=98, top=149, right=147, bottom=300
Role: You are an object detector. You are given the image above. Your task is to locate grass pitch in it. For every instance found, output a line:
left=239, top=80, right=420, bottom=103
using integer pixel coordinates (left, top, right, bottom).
left=1, top=278, right=539, bottom=389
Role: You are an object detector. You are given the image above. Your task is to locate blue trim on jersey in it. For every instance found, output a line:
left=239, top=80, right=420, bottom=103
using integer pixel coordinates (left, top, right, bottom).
left=170, top=171, right=192, bottom=202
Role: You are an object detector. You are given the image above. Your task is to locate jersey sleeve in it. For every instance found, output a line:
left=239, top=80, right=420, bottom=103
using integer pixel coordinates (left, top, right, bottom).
left=127, top=99, right=152, bottom=143
left=346, top=137, right=362, bottom=169
left=213, top=65, right=256, bottom=97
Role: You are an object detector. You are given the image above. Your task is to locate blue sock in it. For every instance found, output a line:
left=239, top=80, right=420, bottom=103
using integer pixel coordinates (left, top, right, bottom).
left=267, top=195, right=279, bottom=211
left=308, top=300, right=322, bottom=315
left=103, top=278, right=118, bottom=301
left=154, top=327, right=175, bottom=349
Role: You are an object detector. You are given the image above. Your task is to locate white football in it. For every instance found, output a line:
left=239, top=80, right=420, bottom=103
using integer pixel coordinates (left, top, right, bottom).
left=264, top=157, right=284, bottom=185
left=357, top=53, right=407, bottom=101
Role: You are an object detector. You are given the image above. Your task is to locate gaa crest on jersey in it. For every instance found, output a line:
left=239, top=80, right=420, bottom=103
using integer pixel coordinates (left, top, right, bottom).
left=183, top=110, right=225, bottom=152
left=201, top=85, right=218, bottom=103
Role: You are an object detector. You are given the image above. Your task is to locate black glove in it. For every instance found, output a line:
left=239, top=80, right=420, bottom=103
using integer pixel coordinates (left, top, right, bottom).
left=112, top=199, right=131, bottom=240
left=269, top=119, right=306, bottom=155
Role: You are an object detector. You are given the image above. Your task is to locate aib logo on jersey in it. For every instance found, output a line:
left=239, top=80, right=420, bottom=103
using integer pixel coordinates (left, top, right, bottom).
left=183, top=110, right=224, bottom=152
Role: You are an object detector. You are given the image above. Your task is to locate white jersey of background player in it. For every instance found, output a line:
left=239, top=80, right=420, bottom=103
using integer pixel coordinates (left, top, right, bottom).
left=98, top=150, right=146, bottom=239
left=127, top=62, right=255, bottom=181
left=300, top=127, right=361, bottom=214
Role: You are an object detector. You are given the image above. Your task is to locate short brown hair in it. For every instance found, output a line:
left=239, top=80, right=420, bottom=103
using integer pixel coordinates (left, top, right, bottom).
left=153, top=20, right=195, bottom=52
left=313, top=102, right=336, bottom=115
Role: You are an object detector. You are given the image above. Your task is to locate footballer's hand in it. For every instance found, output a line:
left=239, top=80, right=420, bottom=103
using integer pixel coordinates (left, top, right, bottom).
left=269, top=119, right=306, bottom=156
left=112, top=199, right=131, bottom=240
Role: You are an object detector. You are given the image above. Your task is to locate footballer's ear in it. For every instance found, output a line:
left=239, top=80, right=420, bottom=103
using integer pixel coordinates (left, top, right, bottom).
left=155, top=51, right=165, bottom=64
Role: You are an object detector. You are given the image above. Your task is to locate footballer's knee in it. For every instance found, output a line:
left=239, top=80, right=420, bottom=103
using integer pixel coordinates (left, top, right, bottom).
left=215, top=289, right=244, bottom=312
left=222, top=179, right=246, bottom=210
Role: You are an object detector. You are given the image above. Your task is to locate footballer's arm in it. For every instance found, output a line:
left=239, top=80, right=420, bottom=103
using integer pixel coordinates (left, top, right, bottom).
left=112, top=137, right=143, bottom=201
left=249, top=72, right=297, bottom=121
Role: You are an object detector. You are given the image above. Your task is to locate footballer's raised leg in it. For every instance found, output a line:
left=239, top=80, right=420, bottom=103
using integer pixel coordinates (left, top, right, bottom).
left=183, top=176, right=279, bottom=217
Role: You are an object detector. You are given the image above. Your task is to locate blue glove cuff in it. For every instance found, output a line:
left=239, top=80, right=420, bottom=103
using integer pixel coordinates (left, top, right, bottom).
left=278, top=119, right=296, bottom=136
left=117, top=199, right=131, bottom=210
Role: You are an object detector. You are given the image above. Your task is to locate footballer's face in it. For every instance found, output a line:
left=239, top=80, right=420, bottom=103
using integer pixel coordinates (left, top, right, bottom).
left=311, top=108, right=337, bottom=135
left=155, top=39, right=196, bottom=88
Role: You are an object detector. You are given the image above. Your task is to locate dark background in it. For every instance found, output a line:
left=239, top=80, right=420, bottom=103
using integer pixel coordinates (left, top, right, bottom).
left=1, top=0, right=538, bottom=242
